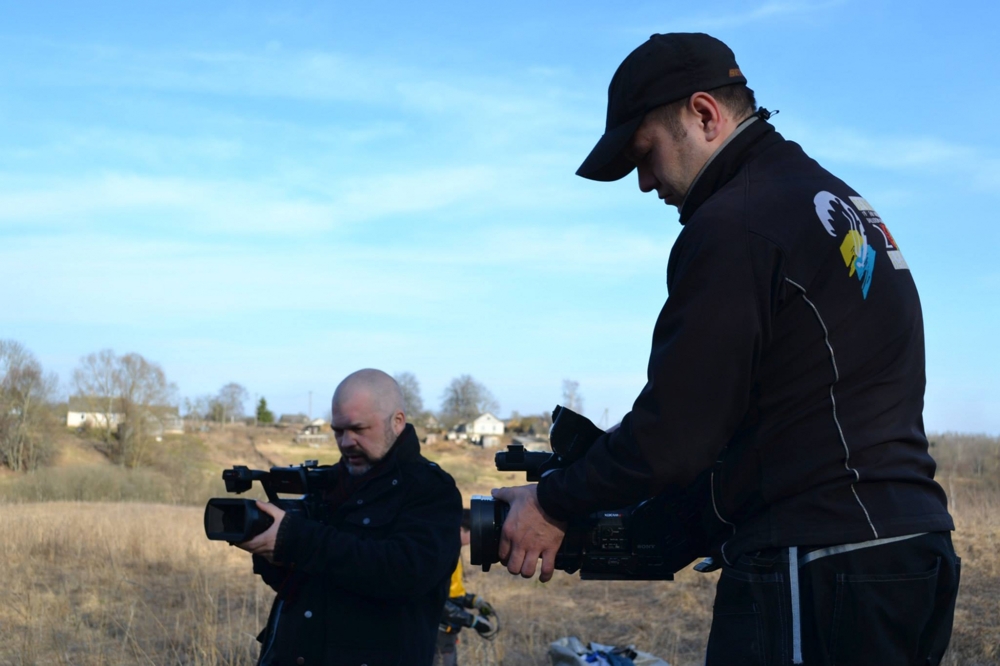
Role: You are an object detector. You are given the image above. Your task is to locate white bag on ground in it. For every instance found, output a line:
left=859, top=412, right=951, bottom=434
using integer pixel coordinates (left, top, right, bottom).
left=548, top=636, right=670, bottom=666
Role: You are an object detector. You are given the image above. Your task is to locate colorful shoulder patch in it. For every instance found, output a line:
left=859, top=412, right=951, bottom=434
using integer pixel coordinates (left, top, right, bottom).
left=813, top=191, right=908, bottom=299
left=848, top=196, right=908, bottom=271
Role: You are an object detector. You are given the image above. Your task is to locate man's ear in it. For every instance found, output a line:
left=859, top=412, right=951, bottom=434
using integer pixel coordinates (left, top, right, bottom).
left=689, top=92, right=724, bottom=142
left=392, top=410, right=406, bottom=436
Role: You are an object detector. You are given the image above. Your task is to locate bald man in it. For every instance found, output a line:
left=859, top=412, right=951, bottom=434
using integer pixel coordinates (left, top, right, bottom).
left=241, top=369, right=463, bottom=666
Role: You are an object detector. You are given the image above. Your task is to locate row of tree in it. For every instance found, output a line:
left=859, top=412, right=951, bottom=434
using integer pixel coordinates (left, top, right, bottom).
left=184, top=387, right=277, bottom=426
left=0, top=338, right=584, bottom=472
left=395, top=373, right=583, bottom=431
left=182, top=382, right=251, bottom=425
left=397, top=372, right=501, bottom=429
left=0, top=341, right=251, bottom=471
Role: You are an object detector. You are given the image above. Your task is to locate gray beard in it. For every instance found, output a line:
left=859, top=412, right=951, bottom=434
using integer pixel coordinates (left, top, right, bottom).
left=345, top=460, right=372, bottom=476
left=342, top=429, right=396, bottom=477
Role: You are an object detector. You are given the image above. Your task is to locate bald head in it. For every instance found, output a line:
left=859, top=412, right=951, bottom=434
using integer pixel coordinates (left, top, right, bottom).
left=333, top=368, right=404, bottom=419
left=331, top=369, right=407, bottom=476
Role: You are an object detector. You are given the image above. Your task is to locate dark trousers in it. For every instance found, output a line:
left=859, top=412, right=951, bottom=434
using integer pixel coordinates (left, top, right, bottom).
left=706, top=532, right=960, bottom=666
left=433, top=630, right=458, bottom=666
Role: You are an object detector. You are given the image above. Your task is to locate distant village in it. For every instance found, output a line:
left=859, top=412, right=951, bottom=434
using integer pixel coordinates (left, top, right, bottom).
left=64, top=398, right=554, bottom=453
left=1, top=342, right=576, bottom=473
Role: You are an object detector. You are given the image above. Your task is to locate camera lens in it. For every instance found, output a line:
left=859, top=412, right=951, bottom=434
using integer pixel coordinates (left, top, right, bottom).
left=204, top=498, right=273, bottom=542
left=469, top=495, right=508, bottom=570
left=205, top=500, right=244, bottom=538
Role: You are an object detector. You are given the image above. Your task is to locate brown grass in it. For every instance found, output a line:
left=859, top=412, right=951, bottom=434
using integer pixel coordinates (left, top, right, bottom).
left=0, top=431, right=997, bottom=665
left=0, top=502, right=271, bottom=665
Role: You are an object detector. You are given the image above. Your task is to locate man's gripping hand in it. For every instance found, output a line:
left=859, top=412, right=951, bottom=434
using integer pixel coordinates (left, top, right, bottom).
left=491, top=484, right=566, bottom=583
left=236, top=501, right=286, bottom=563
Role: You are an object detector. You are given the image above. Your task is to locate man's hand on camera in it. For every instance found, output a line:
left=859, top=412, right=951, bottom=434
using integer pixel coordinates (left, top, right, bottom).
left=236, top=501, right=286, bottom=563
left=492, top=484, right=566, bottom=583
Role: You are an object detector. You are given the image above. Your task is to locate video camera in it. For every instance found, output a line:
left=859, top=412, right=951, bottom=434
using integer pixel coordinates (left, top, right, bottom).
left=470, top=406, right=710, bottom=580
left=203, top=460, right=336, bottom=543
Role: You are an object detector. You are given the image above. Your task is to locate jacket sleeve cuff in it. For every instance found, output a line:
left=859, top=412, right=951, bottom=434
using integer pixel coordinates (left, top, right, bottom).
left=273, top=512, right=302, bottom=564
left=252, top=553, right=289, bottom=589
left=536, top=470, right=575, bottom=522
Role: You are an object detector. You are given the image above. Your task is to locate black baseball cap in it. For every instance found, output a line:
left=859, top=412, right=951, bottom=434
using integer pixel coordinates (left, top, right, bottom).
left=576, top=33, right=747, bottom=182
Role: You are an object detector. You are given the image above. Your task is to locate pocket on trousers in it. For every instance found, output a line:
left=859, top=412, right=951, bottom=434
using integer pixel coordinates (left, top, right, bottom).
left=707, top=568, right=777, bottom=666
left=830, top=558, right=941, bottom=665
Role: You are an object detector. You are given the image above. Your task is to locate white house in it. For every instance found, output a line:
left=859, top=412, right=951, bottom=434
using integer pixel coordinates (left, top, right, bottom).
left=66, top=396, right=124, bottom=429
left=469, top=412, right=504, bottom=437
left=446, top=412, right=506, bottom=445
left=68, top=396, right=182, bottom=436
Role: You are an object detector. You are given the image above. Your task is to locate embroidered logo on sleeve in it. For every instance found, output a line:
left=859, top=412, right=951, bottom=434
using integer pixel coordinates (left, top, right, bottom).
left=813, top=191, right=908, bottom=299
left=849, top=196, right=908, bottom=270
left=814, top=192, right=874, bottom=298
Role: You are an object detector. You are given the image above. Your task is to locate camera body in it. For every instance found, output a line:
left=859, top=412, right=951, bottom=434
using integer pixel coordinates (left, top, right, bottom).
left=204, top=460, right=337, bottom=543
left=470, top=406, right=710, bottom=580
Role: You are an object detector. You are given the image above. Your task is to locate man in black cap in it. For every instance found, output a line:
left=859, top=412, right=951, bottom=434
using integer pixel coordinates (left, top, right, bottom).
left=493, top=33, right=960, bottom=665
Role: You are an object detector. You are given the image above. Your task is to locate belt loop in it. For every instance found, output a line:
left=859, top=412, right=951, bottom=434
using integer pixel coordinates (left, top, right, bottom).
left=788, top=546, right=803, bottom=664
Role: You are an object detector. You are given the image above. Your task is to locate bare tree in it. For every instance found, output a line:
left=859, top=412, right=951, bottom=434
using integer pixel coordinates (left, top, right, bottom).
left=394, top=371, right=424, bottom=420
left=117, top=353, right=176, bottom=467
left=203, top=395, right=226, bottom=424
left=217, top=382, right=249, bottom=425
left=439, top=375, right=499, bottom=428
left=0, top=340, right=58, bottom=471
left=562, top=379, right=584, bottom=414
left=72, top=349, right=176, bottom=466
left=72, top=349, right=121, bottom=443
left=183, top=395, right=209, bottom=421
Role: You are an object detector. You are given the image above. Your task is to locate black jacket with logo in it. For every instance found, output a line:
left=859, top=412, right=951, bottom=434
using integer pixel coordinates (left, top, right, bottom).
left=253, top=424, right=462, bottom=666
left=537, top=118, right=953, bottom=563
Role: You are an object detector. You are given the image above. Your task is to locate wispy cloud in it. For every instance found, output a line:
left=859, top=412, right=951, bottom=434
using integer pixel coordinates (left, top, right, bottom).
left=34, top=44, right=389, bottom=104
left=783, top=119, right=1000, bottom=194
left=5, top=127, right=244, bottom=166
left=0, top=174, right=334, bottom=233
left=0, top=166, right=483, bottom=233
left=0, top=220, right=671, bottom=327
left=0, top=235, right=455, bottom=325
left=469, top=225, right=678, bottom=273
left=0, top=39, right=608, bottom=238
left=332, top=166, right=499, bottom=222
left=677, top=0, right=847, bottom=30
left=796, top=127, right=973, bottom=169
left=20, top=39, right=596, bottom=135
left=0, top=137, right=623, bottom=235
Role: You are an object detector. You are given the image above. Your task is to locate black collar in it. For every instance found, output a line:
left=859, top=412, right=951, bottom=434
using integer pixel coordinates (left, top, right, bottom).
left=678, top=118, right=780, bottom=225
left=388, top=423, right=421, bottom=464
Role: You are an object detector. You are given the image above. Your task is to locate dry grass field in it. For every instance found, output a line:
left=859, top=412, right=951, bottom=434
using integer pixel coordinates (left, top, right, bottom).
left=0, top=428, right=997, bottom=665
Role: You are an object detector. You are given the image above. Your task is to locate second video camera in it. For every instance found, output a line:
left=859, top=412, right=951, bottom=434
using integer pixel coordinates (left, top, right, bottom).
left=470, top=406, right=710, bottom=580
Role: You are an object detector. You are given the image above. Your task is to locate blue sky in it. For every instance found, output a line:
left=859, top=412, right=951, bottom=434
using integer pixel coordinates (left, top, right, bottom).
left=2, top=1, right=998, bottom=433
